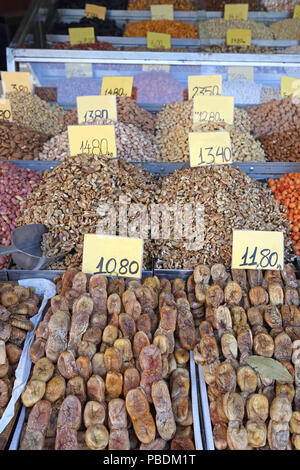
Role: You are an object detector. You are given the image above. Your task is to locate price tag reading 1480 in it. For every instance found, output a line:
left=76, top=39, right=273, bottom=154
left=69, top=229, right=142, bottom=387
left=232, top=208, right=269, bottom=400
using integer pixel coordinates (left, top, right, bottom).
left=232, top=230, right=284, bottom=271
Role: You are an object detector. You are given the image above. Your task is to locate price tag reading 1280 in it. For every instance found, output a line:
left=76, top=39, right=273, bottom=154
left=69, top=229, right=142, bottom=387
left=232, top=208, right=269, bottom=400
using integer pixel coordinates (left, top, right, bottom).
left=189, top=131, right=232, bottom=167
left=82, top=234, right=143, bottom=279
left=232, top=230, right=284, bottom=271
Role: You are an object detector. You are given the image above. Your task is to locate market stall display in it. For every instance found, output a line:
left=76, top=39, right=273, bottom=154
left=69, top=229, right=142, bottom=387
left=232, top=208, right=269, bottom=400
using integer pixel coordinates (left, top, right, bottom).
left=192, top=262, right=300, bottom=450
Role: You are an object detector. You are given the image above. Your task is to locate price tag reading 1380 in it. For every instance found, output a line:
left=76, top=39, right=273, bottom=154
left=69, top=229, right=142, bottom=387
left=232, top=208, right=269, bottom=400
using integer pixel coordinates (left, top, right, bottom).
left=189, top=131, right=232, bottom=167
left=82, top=234, right=143, bottom=279
left=232, top=230, right=284, bottom=271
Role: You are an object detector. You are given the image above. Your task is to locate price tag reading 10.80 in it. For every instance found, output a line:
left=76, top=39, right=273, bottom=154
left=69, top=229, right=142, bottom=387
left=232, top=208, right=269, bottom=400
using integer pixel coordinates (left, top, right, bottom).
left=82, top=234, right=143, bottom=279
left=68, top=124, right=117, bottom=158
left=189, top=131, right=232, bottom=168
left=101, top=76, right=133, bottom=98
left=232, top=230, right=284, bottom=271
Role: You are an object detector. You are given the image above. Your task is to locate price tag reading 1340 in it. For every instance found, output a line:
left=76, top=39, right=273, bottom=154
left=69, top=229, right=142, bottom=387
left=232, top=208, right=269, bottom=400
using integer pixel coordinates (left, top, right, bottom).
left=232, top=230, right=284, bottom=271
left=68, top=124, right=117, bottom=158
left=82, top=234, right=143, bottom=279
left=189, top=131, right=232, bottom=167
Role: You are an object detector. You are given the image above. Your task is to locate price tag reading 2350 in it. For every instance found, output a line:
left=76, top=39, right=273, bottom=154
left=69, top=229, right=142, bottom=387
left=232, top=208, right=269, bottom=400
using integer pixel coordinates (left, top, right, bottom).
left=189, top=131, right=232, bottom=167
left=82, top=234, right=143, bottom=279
left=68, top=125, right=117, bottom=157
left=232, top=230, right=284, bottom=271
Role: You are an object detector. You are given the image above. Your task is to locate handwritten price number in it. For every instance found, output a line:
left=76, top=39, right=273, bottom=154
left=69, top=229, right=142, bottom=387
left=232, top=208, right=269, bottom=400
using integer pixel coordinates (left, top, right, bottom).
left=198, top=146, right=232, bottom=165
left=80, top=138, right=113, bottom=157
left=230, top=73, right=247, bottom=82
left=239, top=246, right=282, bottom=270
left=104, top=87, right=125, bottom=97
left=95, top=256, right=139, bottom=276
left=230, top=37, right=247, bottom=45
left=150, top=39, right=166, bottom=48
left=0, top=109, right=11, bottom=120
left=195, top=110, right=225, bottom=123
left=11, top=84, right=29, bottom=93
left=84, top=109, right=108, bottom=122
left=191, top=85, right=220, bottom=99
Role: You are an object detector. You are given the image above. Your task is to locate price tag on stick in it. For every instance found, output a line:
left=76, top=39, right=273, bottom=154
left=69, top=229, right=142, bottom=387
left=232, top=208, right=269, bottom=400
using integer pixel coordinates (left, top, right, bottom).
left=82, top=234, right=143, bottom=279
left=232, top=230, right=284, bottom=271
left=1, top=71, right=31, bottom=94
left=193, top=96, right=234, bottom=125
left=69, top=27, right=95, bottom=45
left=188, top=75, right=222, bottom=100
left=189, top=131, right=232, bottom=168
left=68, top=124, right=117, bottom=157
left=224, top=4, right=248, bottom=20
left=150, top=4, right=174, bottom=20
left=147, top=31, right=171, bottom=49
left=0, top=98, right=12, bottom=121
left=101, top=76, right=133, bottom=98
left=77, top=95, right=117, bottom=123
left=226, top=29, right=251, bottom=46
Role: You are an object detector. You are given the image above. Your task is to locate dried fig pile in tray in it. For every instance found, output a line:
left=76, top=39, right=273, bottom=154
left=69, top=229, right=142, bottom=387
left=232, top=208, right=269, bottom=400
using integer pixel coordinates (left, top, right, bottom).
left=0, top=283, right=42, bottom=414
left=19, top=269, right=196, bottom=450
left=192, top=263, right=300, bottom=450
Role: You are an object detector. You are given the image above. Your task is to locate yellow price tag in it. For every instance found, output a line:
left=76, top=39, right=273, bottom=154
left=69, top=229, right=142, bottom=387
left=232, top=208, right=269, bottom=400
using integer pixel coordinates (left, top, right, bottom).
left=226, top=29, right=251, bottom=46
left=1, top=72, right=31, bottom=94
left=147, top=31, right=171, bottom=49
left=150, top=4, right=174, bottom=20
left=188, top=75, right=222, bottom=100
left=69, top=27, right=95, bottom=45
left=101, top=76, right=133, bottom=98
left=232, top=230, right=284, bottom=271
left=224, top=4, right=248, bottom=20
left=85, top=3, right=106, bottom=19
left=228, top=66, right=254, bottom=82
left=293, top=5, right=300, bottom=18
left=193, top=96, right=234, bottom=125
left=281, top=75, right=300, bottom=99
left=68, top=124, right=117, bottom=157
left=77, top=95, right=117, bottom=123
left=189, top=131, right=232, bottom=168
left=82, top=234, right=143, bottom=278
left=0, top=98, right=12, bottom=121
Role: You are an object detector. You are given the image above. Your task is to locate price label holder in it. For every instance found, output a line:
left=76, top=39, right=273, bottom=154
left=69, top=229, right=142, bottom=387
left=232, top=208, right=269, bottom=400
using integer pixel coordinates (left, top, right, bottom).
left=226, top=29, right=251, bottom=46
left=189, top=131, right=232, bottom=168
left=1, top=71, right=31, bottom=94
left=65, top=63, right=93, bottom=78
left=101, top=76, right=133, bottom=97
left=293, top=5, right=300, bottom=18
left=281, top=75, right=300, bottom=99
left=68, top=124, right=117, bottom=157
left=142, top=64, right=170, bottom=72
left=228, top=66, right=254, bottom=82
left=147, top=31, right=171, bottom=49
left=188, top=75, right=222, bottom=100
left=232, top=230, right=284, bottom=271
left=224, top=4, right=248, bottom=20
left=85, top=3, right=106, bottom=19
left=82, top=234, right=143, bottom=279
left=150, top=4, right=174, bottom=20
left=0, top=98, right=12, bottom=121
left=69, top=27, right=95, bottom=45
left=193, top=95, right=234, bottom=125
left=77, top=95, right=117, bottom=123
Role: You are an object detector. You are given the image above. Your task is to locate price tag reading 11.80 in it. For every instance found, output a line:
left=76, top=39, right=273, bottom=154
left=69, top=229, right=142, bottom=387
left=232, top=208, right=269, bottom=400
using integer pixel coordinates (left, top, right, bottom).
left=232, top=230, right=284, bottom=271
left=188, top=75, right=222, bottom=100
left=1, top=71, right=31, bottom=94
left=68, top=125, right=117, bottom=158
left=189, top=131, right=232, bottom=168
left=101, top=76, right=133, bottom=98
left=82, top=234, right=143, bottom=279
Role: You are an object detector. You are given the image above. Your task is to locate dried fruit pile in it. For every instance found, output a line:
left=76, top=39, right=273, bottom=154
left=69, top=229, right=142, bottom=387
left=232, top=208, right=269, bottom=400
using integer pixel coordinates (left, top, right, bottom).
left=19, top=270, right=196, bottom=450
left=269, top=173, right=300, bottom=256
left=0, top=282, right=41, bottom=415
left=192, top=263, right=300, bottom=450
left=123, top=20, right=198, bottom=38
left=0, top=121, right=50, bottom=161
